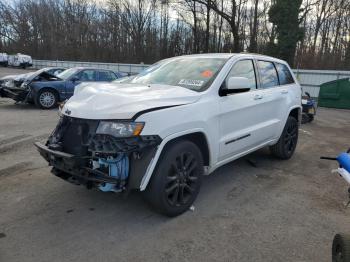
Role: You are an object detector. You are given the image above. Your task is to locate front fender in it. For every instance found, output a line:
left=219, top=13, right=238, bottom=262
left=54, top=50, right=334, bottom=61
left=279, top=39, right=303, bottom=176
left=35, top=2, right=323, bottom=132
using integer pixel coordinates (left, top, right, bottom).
left=139, top=128, right=210, bottom=191
left=288, top=105, right=302, bottom=126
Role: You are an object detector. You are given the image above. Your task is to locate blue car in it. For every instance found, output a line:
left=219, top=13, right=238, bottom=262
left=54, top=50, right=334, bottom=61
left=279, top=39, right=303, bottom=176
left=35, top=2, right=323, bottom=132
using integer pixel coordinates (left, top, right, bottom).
left=29, top=67, right=120, bottom=109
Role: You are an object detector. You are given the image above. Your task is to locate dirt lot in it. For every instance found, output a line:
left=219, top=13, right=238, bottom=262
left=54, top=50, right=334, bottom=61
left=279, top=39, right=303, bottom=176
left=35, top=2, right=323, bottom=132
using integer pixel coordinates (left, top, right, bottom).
left=1, top=68, right=350, bottom=262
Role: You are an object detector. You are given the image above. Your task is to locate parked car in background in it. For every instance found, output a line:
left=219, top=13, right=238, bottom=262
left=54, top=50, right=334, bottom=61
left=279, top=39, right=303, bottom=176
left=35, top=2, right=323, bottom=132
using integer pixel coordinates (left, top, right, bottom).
left=0, top=53, right=8, bottom=66
left=28, top=67, right=119, bottom=109
left=35, top=53, right=302, bottom=216
left=0, top=67, right=66, bottom=104
left=8, top=53, right=32, bottom=68
left=0, top=67, right=65, bottom=85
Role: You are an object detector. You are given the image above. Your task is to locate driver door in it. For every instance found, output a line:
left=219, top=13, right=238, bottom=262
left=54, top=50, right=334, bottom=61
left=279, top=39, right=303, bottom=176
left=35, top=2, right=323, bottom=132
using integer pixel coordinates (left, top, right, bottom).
left=218, top=59, right=264, bottom=161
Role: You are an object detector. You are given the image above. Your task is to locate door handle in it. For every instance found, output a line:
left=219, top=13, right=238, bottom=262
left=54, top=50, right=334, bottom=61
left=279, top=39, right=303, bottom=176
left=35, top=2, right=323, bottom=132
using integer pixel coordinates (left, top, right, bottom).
left=281, top=89, right=289, bottom=94
left=254, top=94, right=263, bottom=100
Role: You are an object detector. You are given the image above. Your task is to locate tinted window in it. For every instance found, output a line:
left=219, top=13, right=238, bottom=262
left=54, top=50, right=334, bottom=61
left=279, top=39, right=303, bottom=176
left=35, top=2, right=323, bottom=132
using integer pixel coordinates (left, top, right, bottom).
left=226, top=60, right=257, bottom=89
left=257, top=61, right=279, bottom=88
left=58, top=68, right=79, bottom=80
left=276, top=63, right=294, bottom=85
left=99, top=71, right=117, bottom=81
left=48, top=69, right=64, bottom=76
left=78, top=70, right=97, bottom=81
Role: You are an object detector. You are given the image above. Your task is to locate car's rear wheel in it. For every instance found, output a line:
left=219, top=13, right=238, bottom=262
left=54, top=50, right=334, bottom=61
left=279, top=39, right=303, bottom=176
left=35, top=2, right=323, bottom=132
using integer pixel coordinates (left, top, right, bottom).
left=35, top=89, right=58, bottom=109
left=270, top=116, right=298, bottom=159
left=144, top=140, right=203, bottom=217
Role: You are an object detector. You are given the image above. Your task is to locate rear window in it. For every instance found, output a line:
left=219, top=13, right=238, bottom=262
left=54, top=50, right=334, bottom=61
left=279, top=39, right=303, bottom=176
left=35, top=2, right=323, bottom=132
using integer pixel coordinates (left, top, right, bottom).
left=276, top=63, right=294, bottom=85
left=257, top=61, right=279, bottom=88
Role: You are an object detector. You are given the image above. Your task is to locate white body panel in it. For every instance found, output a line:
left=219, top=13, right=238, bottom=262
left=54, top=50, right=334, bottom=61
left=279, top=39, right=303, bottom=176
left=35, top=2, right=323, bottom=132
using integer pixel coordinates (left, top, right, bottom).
left=0, top=53, right=8, bottom=62
left=62, top=53, right=302, bottom=190
left=65, top=83, right=201, bottom=119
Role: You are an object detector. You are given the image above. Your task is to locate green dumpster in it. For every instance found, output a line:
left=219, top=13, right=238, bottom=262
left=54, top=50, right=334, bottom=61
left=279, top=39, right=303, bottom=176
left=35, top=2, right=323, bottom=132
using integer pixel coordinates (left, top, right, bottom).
left=318, top=78, right=350, bottom=109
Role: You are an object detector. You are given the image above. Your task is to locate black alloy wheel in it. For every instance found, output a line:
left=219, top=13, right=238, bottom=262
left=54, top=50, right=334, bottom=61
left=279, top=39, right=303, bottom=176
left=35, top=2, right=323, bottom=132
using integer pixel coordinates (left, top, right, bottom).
left=284, top=118, right=298, bottom=156
left=270, top=116, right=299, bottom=159
left=144, top=140, right=203, bottom=217
left=165, top=151, right=200, bottom=207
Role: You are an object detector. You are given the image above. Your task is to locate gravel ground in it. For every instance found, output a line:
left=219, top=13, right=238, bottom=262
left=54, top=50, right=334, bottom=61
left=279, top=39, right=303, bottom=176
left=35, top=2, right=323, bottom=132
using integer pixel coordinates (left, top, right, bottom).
left=0, top=68, right=350, bottom=262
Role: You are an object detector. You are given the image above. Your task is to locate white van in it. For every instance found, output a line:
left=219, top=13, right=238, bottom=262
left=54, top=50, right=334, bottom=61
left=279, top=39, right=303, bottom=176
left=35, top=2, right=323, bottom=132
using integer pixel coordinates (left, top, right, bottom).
left=8, top=53, right=32, bottom=68
left=0, top=53, right=8, bottom=66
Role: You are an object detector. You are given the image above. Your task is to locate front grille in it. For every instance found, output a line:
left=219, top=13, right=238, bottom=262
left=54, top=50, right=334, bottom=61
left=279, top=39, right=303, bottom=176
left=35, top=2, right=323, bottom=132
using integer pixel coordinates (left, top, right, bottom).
left=48, top=116, right=161, bottom=156
left=49, top=116, right=99, bottom=156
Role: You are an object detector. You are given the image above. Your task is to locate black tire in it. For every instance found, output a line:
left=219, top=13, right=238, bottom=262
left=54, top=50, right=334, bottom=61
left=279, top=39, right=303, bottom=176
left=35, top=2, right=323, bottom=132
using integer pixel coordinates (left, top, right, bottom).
left=144, top=140, right=204, bottom=217
left=35, top=89, right=58, bottom=109
left=308, top=114, right=314, bottom=122
left=270, top=116, right=298, bottom=159
left=332, top=233, right=350, bottom=262
left=301, top=113, right=309, bottom=124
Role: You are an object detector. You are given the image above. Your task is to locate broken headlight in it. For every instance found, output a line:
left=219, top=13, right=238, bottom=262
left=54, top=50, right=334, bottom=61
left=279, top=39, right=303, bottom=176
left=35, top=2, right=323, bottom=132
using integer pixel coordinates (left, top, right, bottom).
left=4, top=80, right=14, bottom=88
left=20, top=81, right=30, bottom=89
left=96, top=121, right=144, bottom=137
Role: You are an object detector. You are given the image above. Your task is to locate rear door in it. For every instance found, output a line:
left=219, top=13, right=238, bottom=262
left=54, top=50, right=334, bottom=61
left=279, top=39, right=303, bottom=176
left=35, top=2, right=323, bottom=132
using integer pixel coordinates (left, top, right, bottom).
left=255, top=60, right=285, bottom=139
left=274, top=62, right=297, bottom=129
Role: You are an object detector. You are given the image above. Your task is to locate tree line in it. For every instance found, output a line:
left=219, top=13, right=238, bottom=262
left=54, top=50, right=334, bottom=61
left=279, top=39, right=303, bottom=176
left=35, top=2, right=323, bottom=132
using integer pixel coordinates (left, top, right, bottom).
left=0, top=0, right=349, bottom=69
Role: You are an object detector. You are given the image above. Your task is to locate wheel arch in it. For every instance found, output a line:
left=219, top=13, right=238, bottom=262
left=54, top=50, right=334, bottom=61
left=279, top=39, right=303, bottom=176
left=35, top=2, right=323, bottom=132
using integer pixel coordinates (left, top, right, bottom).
left=35, top=87, right=60, bottom=101
left=161, top=132, right=210, bottom=166
left=139, top=130, right=211, bottom=191
left=288, top=106, right=302, bottom=125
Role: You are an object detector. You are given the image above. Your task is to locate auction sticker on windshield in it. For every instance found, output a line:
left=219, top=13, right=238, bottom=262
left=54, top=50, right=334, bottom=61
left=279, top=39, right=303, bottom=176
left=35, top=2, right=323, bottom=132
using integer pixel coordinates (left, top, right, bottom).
left=178, top=79, right=204, bottom=87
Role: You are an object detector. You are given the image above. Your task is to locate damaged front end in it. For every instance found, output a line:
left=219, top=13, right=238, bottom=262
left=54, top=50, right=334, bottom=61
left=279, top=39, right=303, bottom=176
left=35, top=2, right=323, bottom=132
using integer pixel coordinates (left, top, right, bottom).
left=0, top=80, right=31, bottom=102
left=35, top=116, right=161, bottom=192
left=0, top=71, right=60, bottom=103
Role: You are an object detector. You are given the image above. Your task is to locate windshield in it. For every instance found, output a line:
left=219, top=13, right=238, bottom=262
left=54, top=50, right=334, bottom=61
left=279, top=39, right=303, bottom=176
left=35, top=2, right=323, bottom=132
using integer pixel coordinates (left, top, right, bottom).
left=126, top=57, right=228, bottom=92
left=57, top=68, right=79, bottom=80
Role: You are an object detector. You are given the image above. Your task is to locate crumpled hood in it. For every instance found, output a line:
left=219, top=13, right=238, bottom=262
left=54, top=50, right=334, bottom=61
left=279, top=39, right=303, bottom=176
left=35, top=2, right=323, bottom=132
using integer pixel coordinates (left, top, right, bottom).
left=1, top=72, right=32, bottom=81
left=63, top=82, right=201, bottom=119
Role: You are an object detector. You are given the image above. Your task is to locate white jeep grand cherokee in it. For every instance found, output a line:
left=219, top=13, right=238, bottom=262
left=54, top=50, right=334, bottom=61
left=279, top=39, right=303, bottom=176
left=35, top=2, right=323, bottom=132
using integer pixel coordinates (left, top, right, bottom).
left=35, top=53, right=301, bottom=216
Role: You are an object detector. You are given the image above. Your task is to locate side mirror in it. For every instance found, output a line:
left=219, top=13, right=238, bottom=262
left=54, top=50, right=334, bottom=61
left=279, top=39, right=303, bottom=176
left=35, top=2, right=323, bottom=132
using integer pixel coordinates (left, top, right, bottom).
left=221, top=77, right=251, bottom=96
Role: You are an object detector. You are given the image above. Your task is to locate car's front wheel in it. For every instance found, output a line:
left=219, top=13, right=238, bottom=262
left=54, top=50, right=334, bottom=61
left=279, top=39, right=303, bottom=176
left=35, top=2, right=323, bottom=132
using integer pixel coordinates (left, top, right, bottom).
left=270, top=116, right=299, bottom=159
left=35, top=89, right=58, bottom=109
left=144, top=140, right=204, bottom=217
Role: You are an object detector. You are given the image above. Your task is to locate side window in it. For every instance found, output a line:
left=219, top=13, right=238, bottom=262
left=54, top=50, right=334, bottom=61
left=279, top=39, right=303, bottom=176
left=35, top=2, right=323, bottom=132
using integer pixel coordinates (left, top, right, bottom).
left=226, top=60, right=257, bottom=89
left=276, top=63, right=294, bottom=85
left=99, top=71, right=117, bottom=81
left=49, top=69, right=63, bottom=76
left=257, top=61, right=279, bottom=88
left=78, top=70, right=97, bottom=81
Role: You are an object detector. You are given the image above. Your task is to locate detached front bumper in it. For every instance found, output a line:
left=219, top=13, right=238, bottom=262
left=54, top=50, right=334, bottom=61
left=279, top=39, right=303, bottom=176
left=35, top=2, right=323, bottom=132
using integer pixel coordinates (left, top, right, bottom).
left=35, top=116, right=162, bottom=191
left=35, top=142, right=123, bottom=185
left=0, top=87, right=30, bottom=102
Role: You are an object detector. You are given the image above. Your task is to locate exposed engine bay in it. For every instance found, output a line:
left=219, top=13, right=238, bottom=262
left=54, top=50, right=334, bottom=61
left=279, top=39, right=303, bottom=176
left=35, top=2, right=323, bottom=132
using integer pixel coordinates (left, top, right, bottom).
left=35, top=116, right=161, bottom=192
